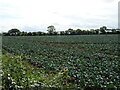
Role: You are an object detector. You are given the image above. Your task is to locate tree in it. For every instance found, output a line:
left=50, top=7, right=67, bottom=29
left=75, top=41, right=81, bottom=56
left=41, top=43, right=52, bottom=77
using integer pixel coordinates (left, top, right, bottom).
left=95, top=29, right=99, bottom=34
left=37, top=31, right=42, bottom=36
left=20, top=31, right=27, bottom=36
left=47, top=25, right=56, bottom=35
left=2, top=32, right=9, bottom=36
left=27, top=32, right=32, bottom=36
left=32, top=32, right=37, bottom=36
left=76, top=29, right=82, bottom=35
left=8, top=28, right=20, bottom=36
left=111, top=29, right=116, bottom=33
left=66, top=28, right=74, bottom=35
left=60, top=31, right=65, bottom=35
left=100, top=26, right=107, bottom=34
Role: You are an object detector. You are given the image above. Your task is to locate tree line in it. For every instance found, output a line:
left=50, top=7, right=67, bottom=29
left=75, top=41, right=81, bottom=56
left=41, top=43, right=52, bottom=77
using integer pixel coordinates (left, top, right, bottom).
left=2, top=26, right=120, bottom=36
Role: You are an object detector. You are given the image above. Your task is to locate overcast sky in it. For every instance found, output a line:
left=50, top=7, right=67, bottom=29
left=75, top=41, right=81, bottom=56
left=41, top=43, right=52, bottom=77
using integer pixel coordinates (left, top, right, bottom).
left=0, top=0, right=119, bottom=32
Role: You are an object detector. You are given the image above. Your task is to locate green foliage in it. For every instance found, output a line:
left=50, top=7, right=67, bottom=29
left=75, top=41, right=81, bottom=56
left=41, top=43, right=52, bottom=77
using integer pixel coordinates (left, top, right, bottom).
left=47, top=25, right=56, bottom=35
left=100, top=26, right=107, bottom=34
left=2, top=54, right=71, bottom=89
left=2, top=35, right=120, bottom=89
left=8, top=28, right=20, bottom=36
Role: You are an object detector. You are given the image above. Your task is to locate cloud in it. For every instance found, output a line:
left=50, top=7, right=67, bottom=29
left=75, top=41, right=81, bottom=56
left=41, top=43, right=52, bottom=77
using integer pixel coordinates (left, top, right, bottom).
left=101, top=0, right=115, bottom=3
left=0, top=0, right=119, bottom=32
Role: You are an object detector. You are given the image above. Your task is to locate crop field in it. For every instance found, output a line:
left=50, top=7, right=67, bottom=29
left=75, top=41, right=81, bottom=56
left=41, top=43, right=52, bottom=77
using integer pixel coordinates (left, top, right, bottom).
left=2, top=35, right=120, bottom=89
left=0, top=36, right=2, bottom=89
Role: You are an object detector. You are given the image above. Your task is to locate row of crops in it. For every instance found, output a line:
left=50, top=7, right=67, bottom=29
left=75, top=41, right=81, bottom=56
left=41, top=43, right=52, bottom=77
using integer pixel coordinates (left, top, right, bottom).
left=2, top=35, right=120, bottom=89
left=0, top=36, right=2, bottom=89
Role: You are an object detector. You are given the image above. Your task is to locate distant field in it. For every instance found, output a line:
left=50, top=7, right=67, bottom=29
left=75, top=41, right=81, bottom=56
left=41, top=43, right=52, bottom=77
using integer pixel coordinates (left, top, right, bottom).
left=0, top=36, right=2, bottom=89
left=2, top=35, right=120, bottom=89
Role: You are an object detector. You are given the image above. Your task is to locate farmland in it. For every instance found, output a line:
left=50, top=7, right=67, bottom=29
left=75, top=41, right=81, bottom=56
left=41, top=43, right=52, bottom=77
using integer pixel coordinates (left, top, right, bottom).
left=0, top=36, right=2, bottom=89
left=2, top=35, right=120, bottom=89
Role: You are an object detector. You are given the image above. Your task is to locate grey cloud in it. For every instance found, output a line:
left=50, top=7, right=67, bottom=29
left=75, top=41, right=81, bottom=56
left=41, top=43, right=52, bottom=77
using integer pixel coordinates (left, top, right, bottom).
left=21, top=25, right=46, bottom=32
left=0, top=14, right=21, bottom=20
left=101, top=0, right=115, bottom=3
